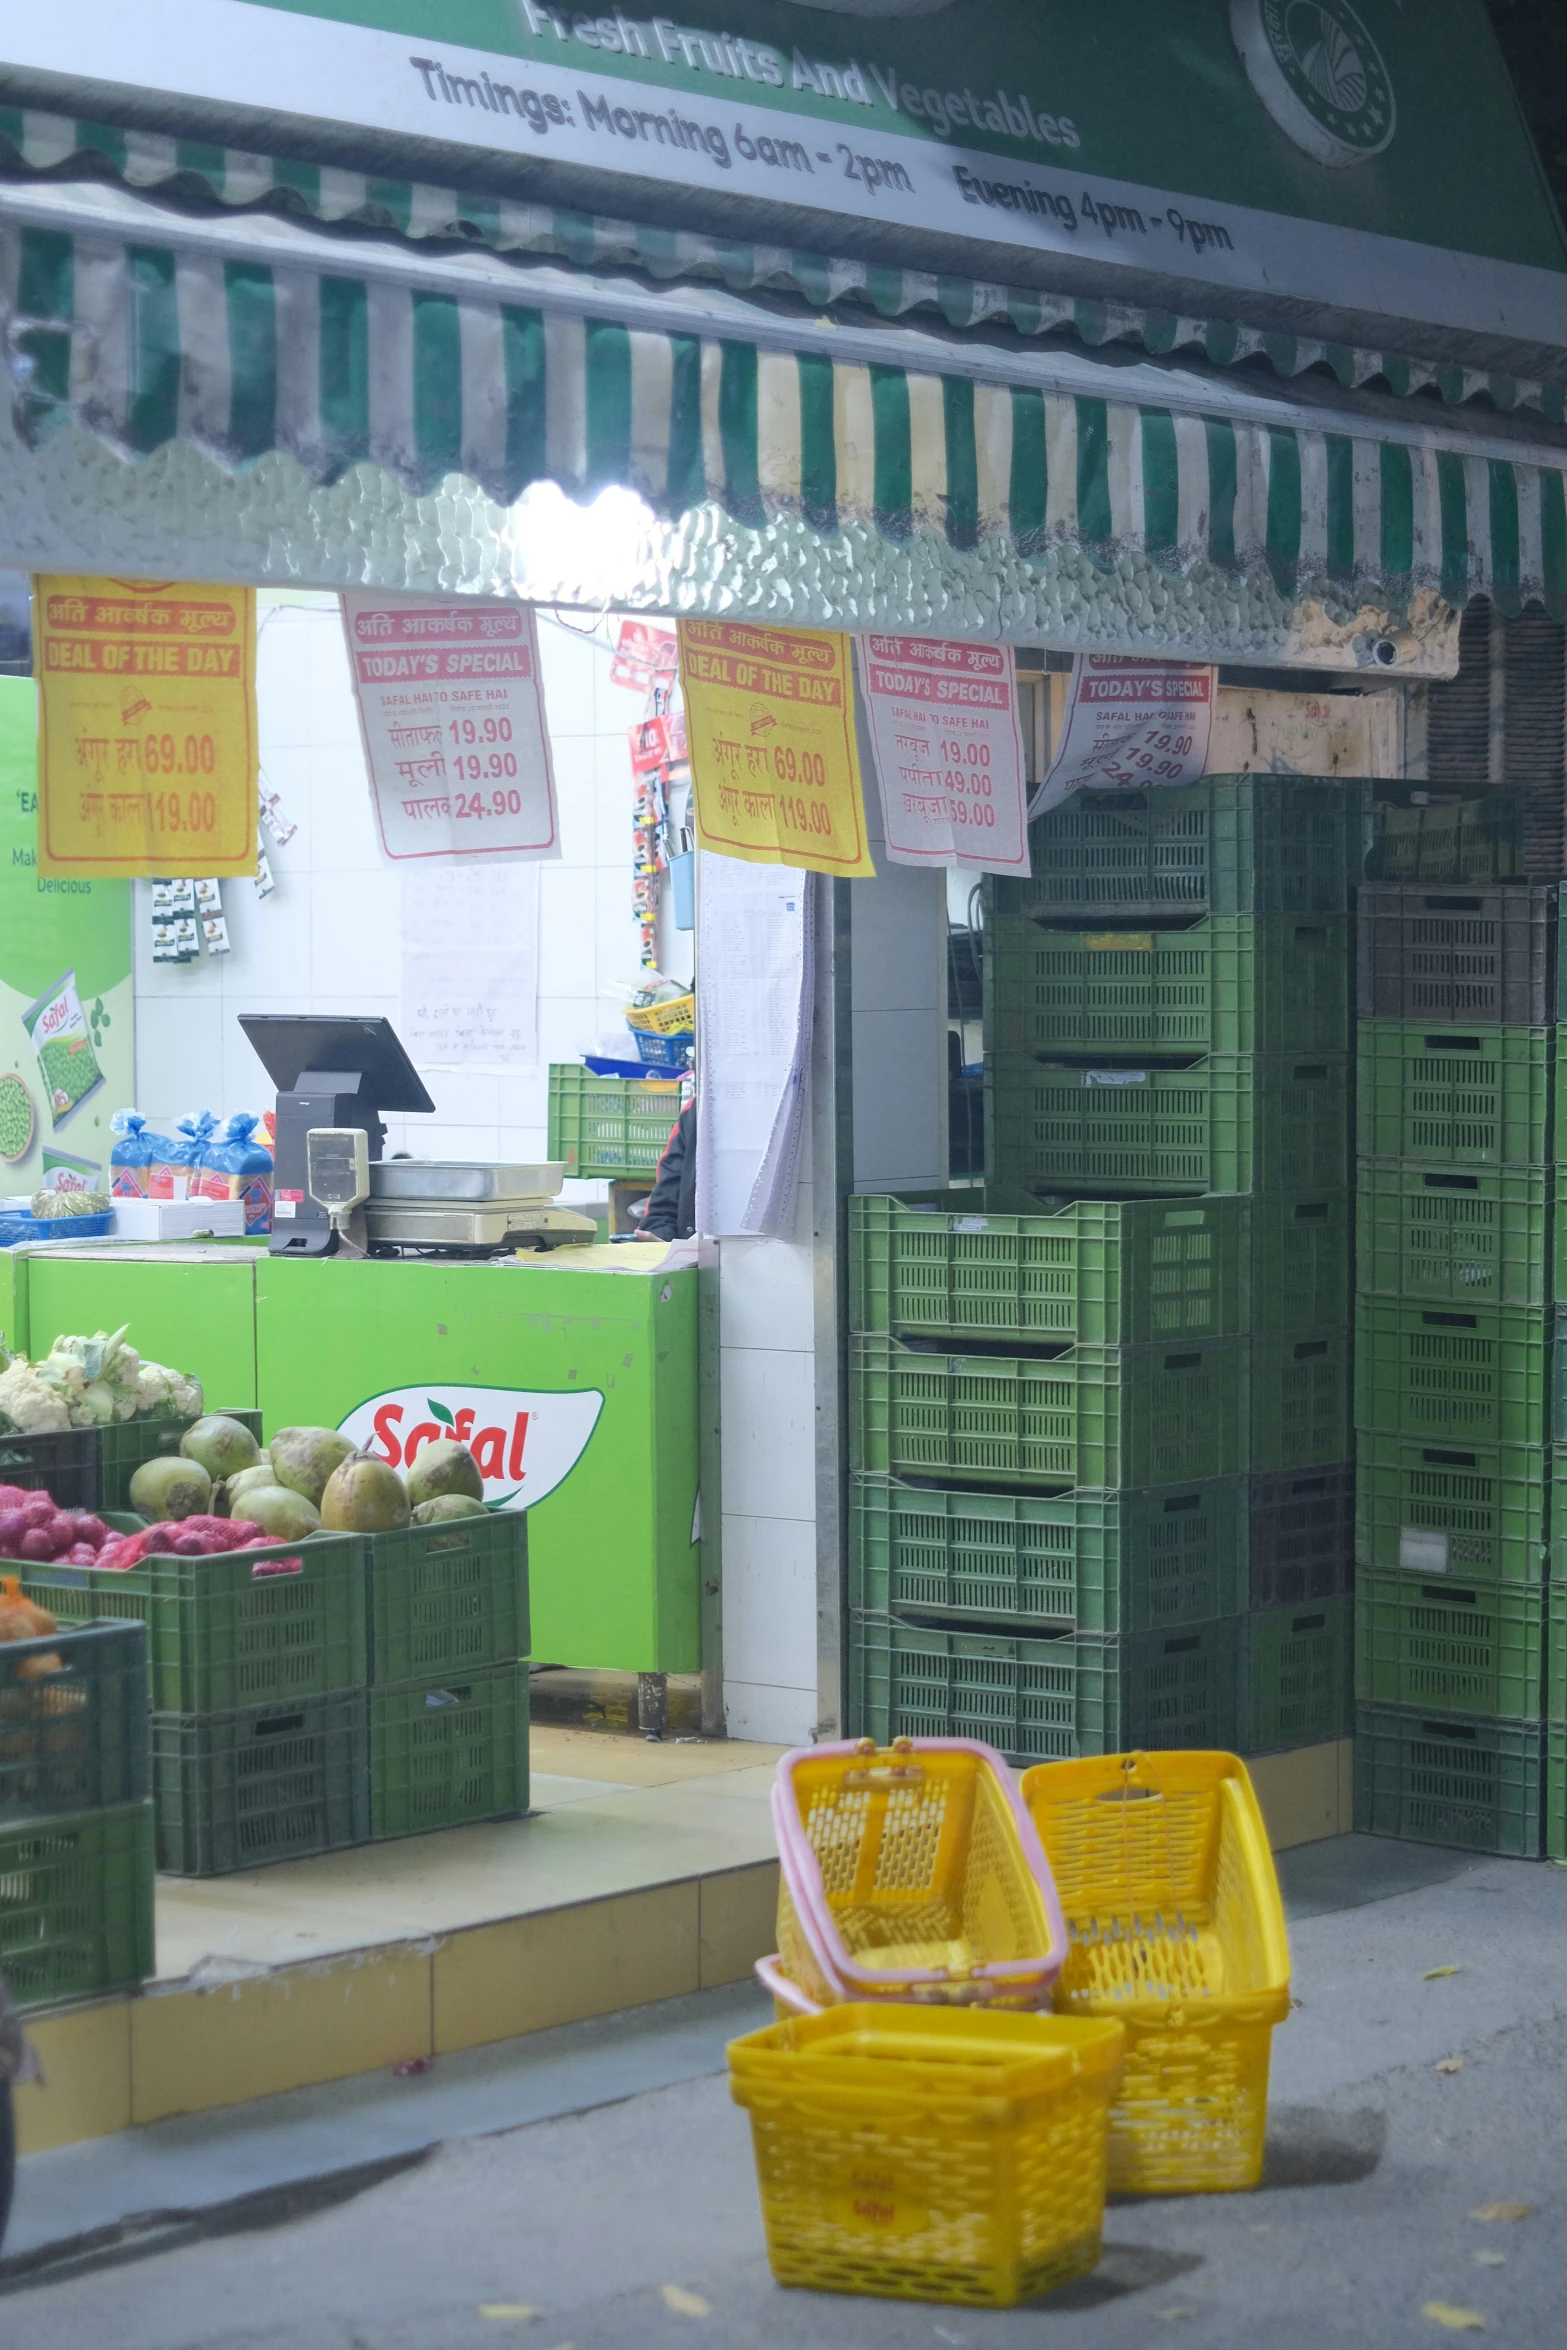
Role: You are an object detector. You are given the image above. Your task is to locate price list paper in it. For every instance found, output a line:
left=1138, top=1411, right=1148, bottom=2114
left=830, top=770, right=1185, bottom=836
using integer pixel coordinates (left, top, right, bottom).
left=35, top=576, right=258, bottom=877
left=679, top=621, right=875, bottom=879
left=857, top=635, right=1030, bottom=874
left=343, top=595, right=559, bottom=864
left=1030, top=655, right=1216, bottom=820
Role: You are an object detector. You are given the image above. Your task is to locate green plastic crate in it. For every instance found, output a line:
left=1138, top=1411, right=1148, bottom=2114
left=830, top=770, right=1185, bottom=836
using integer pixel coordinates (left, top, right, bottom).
left=1248, top=1191, right=1352, bottom=1336
left=152, top=1691, right=369, bottom=1876
left=1250, top=1327, right=1352, bottom=1473
left=1354, top=1703, right=1543, bottom=1857
left=1365, top=789, right=1520, bottom=886
left=94, top=1408, right=263, bottom=1513
left=985, top=913, right=1350, bottom=1058
left=1356, top=1160, right=1551, bottom=1311
left=369, top=1662, right=529, bottom=1840
left=0, top=1618, right=148, bottom=1824
left=364, top=1514, right=529, bottom=1686
left=988, top=1051, right=1350, bottom=1196
left=1356, top=1023, right=1552, bottom=1168
left=993, top=776, right=1365, bottom=922
left=1249, top=1463, right=1355, bottom=1609
left=849, top=1610, right=1243, bottom=1765
left=1242, top=1599, right=1352, bottom=1753
left=849, top=1331, right=1247, bottom=1489
left=1355, top=1430, right=1547, bottom=1586
left=1550, top=1577, right=1566, bottom=1719
left=1548, top=1721, right=1565, bottom=1860
left=848, top=1191, right=1248, bottom=1347
left=1355, top=1570, right=1546, bottom=1724
left=0, top=1801, right=155, bottom=2010
left=547, top=1063, right=683, bottom=1178
left=1355, top=1297, right=1550, bottom=1449
left=0, top=1407, right=259, bottom=1513
left=848, top=1473, right=1247, bottom=1634
left=24, top=1532, right=364, bottom=1716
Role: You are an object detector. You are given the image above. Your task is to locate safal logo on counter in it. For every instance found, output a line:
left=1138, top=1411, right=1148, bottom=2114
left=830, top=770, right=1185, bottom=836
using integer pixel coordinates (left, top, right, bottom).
left=339, top=1385, right=605, bottom=1512
left=1231, top=0, right=1395, bottom=169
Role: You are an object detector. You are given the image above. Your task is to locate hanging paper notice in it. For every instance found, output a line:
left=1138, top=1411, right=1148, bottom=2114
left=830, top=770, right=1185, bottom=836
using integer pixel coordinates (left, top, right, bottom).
left=343, top=595, right=559, bottom=864
left=1029, top=655, right=1216, bottom=821
left=680, top=621, right=875, bottom=879
left=857, top=636, right=1030, bottom=874
left=400, top=865, right=539, bottom=1070
left=34, top=576, right=257, bottom=877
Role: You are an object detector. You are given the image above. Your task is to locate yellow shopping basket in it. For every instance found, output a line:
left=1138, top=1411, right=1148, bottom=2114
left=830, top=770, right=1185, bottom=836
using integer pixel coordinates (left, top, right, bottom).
left=729, top=2004, right=1125, bottom=2306
left=773, top=1737, right=1068, bottom=2009
left=1021, top=1749, right=1291, bottom=2196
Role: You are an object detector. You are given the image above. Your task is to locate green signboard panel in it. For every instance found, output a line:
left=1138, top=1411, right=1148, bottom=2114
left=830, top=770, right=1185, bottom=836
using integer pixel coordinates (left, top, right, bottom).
left=24, top=1252, right=261, bottom=1411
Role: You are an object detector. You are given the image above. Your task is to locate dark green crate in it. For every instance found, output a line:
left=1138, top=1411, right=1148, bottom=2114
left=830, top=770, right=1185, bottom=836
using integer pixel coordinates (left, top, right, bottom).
left=1356, top=1160, right=1551, bottom=1310
left=849, top=1610, right=1243, bottom=1766
left=1248, top=1191, right=1352, bottom=1336
left=1355, top=1430, right=1546, bottom=1586
left=0, top=1411, right=257, bottom=1512
left=0, top=1619, right=148, bottom=1824
left=1356, top=1023, right=1552, bottom=1168
left=1250, top=1327, right=1352, bottom=1473
left=547, top=1062, right=683, bottom=1177
left=1355, top=1570, right=1545, bottom=1724
left=985, top=913, right=1350, bottom=1058
left=1356, top=1297, right=1549, bottom=1449
left=1249, top=1463, right=1355, bottom=1609
left=849, top=1473, right=1247, bottom=1634
left=1242, top=1599, right=1352, bottom=1753
left=24, top=1531, right=364, bottom=1715
left=95, top=1408, right=263, bottom=1513
left=1548, top=1721, right=1565, bottom=1860
left=993, top=776, right=1364, bottom=922
left=152, top=1691, right=368, bottom=1876
left=989, top=1051, right=1350, bottom=1197
left=365, top=1514, right=529, bottom=1686
left=848, top=1191, right=1248, bottom=1347
left=1357, top=883, right=1556, bottom=1026
left=849, top=1331, right=1247, bottom=1489
left=369, top=1663, right=529, bottom=1841
left=0, top=1801, right=155, bottom=2010
left=1550, top=1578, right=1566, bottom=1720
left=1365, top=789, right=1521, bottom=886
left=1354, top=1703, right=1543, bottom=1857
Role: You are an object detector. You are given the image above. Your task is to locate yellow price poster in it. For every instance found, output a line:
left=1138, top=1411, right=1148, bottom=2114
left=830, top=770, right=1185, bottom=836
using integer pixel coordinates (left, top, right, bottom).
left=679, top=620, right=875, bottom=878
left=35, top=576, right=258, bottom=876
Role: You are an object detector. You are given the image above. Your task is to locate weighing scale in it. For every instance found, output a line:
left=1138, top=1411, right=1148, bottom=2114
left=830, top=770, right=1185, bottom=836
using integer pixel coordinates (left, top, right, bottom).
left=305, top=1135, right=597, bottom=1258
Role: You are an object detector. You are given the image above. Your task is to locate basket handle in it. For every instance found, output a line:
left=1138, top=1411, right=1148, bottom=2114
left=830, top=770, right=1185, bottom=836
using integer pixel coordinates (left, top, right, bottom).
left=755, top=1954, right=821, bottom=2017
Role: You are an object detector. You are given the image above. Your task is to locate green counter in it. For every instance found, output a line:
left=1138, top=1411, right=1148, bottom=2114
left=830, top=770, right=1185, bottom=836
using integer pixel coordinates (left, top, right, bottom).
left=8, top=1243, right=699, bottom=1673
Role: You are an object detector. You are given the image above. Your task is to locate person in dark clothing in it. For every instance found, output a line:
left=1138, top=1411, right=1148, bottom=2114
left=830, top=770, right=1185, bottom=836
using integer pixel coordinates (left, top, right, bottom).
left=640, top=1099, right=697, bottom=1240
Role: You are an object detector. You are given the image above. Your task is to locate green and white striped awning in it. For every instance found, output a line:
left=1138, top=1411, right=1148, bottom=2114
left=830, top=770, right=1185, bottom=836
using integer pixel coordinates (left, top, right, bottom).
left=5, top=176, right=1567, bottom=628
left=4, top=104, right=1564, bottom=428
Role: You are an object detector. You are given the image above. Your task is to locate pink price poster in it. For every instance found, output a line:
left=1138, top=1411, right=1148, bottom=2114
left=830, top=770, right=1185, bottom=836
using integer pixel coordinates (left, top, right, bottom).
left=856, top=635, right=1030, bottom=874
left=1030, top=654, right=1216, bottom=820
left=342, top=595, right=560, bottom=863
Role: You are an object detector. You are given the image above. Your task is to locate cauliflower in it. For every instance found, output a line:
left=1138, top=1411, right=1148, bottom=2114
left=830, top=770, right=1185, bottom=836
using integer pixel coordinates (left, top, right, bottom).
left=133, top=1360, right=203, bottom=1422
left=0, top=1357, right=72, bottom=1435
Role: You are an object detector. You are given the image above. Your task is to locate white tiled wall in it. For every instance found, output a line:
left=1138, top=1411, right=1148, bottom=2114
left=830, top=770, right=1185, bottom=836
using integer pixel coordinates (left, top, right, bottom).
left=131, top=595, right=691, bottom=1181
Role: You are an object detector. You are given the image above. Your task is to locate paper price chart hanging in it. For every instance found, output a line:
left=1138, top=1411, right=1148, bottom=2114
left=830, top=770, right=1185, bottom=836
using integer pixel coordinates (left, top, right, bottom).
left=35, top=577, right=258, bottom=877
left=680, top=620, right=875, bottom=879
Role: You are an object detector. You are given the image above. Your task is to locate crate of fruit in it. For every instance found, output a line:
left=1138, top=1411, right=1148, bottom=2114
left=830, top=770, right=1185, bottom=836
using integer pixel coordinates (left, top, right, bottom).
left=1242, top=1599, right=1352, bottom=1753
left=849, top=1331, right=1247, bottom=1489
left=364, top=1513, right=529, bottom=1686
left=1355, top=1429, right=1546, bottom=1586
left=1357, top=883, right=1557, bottom=1025
left=0, top=1610, right=148, bottom=1821
left=986, top=913, right=1350, bottom=1059
left=849, top=1472, right=1247, bottom=1635
left=848, top=1191, right=1248, bottom=1349
left=993, top=776, right=1365, bottom=923
left=369, top=1660, right=529, bottom=1840
left=0, top=1800, right=155, bottom=2008
left=988, top=1051, right=1349, bottom=1197
left=849, top=1610, right=1243, bottom=1766
left=0, top=1406, right=261, bottom=1514
left=1356, top=1161, right=1550, bottom=1312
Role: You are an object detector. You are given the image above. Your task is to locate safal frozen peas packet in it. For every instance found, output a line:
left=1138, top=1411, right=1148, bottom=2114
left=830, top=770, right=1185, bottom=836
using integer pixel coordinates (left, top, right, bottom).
left=21, top=969, right=104, bottom=1129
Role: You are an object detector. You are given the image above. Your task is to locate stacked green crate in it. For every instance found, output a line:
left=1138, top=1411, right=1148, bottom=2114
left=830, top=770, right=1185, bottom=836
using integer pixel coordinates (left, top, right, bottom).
left=989, top=777, right=1360, bottom=1760
left=1354, top=882, right=1558, bottom=1856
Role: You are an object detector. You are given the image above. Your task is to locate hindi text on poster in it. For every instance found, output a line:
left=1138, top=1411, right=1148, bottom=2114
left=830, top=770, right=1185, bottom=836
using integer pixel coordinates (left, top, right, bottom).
left=680, top=621, right=875, bottom=879
left=858, top=634, right=1030, bottom=874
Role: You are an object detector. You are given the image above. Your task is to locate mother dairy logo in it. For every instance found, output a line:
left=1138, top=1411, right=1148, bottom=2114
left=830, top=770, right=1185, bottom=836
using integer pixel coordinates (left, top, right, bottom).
left=339, top=1385, right=605, bottom=1512
left=1231, top=0, right=1395, bottom=170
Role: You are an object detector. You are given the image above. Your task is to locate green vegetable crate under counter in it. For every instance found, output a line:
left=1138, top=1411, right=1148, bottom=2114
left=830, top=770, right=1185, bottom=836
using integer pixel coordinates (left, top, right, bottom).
left=369, top=1661, right=529, bottom=1840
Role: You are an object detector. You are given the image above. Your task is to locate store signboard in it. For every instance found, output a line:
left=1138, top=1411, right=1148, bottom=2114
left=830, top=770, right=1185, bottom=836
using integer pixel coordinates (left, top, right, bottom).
left=7, top=1, right=1563, bottom=348
left=339, top=1382, right=605, bottom=1511
left=858, top=635, right=1029, bottom=874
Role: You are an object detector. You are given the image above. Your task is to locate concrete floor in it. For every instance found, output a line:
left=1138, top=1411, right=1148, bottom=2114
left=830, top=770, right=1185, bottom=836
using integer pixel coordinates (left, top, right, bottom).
left=6, top=1834, right=1567, bottom=2348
